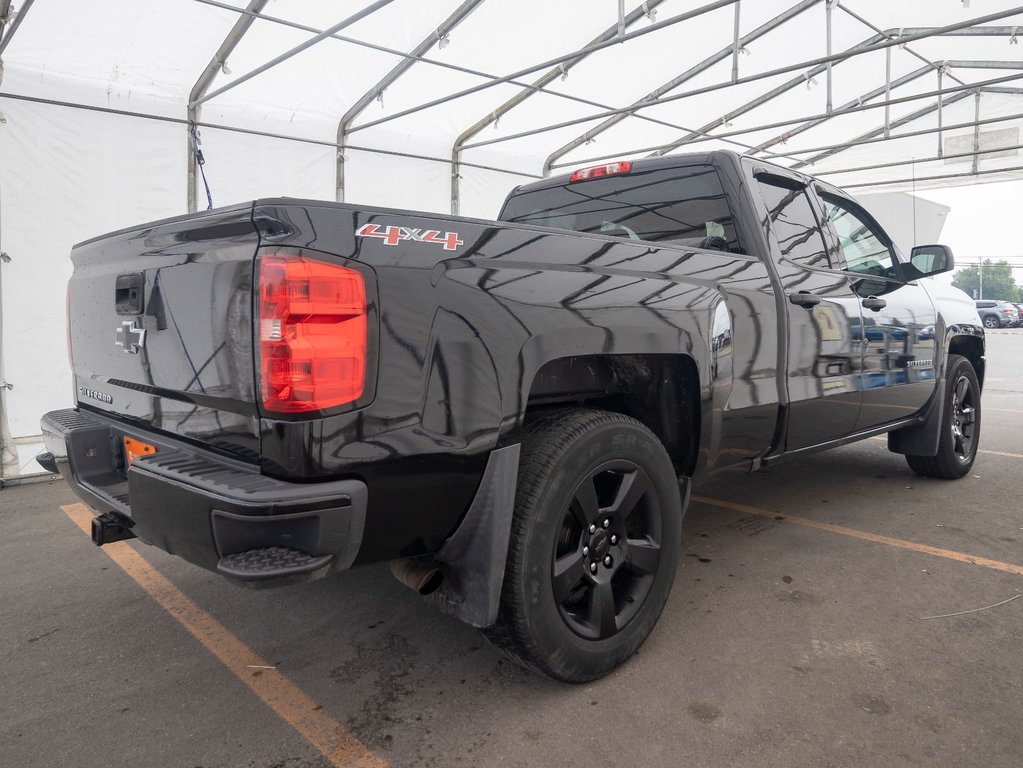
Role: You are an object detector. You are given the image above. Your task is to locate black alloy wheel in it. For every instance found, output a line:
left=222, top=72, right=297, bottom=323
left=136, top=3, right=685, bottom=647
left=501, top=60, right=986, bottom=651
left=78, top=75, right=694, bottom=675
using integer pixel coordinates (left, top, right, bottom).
left=552, top=460, right=662, bottom=641
left=906, top=354, right=981, bottom=479
left=948, top=370, right=978, bottom=465
left=485, top=408, right=682, bottom=683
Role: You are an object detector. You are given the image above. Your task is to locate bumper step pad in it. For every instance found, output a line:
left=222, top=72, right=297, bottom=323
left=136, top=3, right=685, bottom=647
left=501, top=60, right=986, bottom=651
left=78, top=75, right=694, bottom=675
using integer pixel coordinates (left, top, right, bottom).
left=216, top=546, right=333, bottom=585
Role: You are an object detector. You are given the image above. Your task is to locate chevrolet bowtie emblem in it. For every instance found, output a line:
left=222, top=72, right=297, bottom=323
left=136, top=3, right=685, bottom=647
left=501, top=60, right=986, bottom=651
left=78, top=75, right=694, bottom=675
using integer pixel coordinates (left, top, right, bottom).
left=115, top=320, right=146, bottom=354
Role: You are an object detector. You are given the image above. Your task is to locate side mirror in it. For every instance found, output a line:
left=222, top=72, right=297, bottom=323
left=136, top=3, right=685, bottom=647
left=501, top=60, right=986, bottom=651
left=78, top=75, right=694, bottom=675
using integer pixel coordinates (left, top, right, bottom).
left=905, top=244, right=954, bottom=280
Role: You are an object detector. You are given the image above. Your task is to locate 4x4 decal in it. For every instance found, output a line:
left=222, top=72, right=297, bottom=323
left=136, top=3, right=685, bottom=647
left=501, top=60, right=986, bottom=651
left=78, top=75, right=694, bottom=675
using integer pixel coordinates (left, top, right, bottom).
left=356, top=223, right=463, bottom=252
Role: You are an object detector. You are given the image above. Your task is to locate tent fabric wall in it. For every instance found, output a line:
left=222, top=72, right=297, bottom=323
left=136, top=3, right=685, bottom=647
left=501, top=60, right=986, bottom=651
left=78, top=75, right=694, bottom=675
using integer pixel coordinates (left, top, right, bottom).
left=1, top=0, right=1023, bottom=477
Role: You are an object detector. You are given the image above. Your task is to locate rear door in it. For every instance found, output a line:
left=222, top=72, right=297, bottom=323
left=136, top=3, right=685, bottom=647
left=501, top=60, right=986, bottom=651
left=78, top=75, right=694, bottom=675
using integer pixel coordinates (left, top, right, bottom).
left=813, top=190, right=938, bottom=431
left=749, top=168, right=864, bottom=450
left=68, top=204, right=261, bottom=462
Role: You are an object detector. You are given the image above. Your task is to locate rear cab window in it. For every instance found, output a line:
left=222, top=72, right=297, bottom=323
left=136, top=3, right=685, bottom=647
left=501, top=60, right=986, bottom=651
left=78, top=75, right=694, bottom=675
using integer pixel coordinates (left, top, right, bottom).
left=499, top=163, right=745, bottom=254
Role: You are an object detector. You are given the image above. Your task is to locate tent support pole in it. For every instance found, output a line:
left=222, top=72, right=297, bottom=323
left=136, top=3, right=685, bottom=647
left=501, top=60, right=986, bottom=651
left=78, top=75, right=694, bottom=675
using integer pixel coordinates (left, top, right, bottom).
left=844, top=163, right=1023, bottom=190
left=793, top=90, right=977, bottom=170
left=350, top=0, right=740, bottom=136
left=542, top=0, right=823, bottom=174
left=0, top=0, right=35, bottom=57
left=731, top=1, right=741, bottom=83
left=937, top=67, right=945, bottom=158
left=450, top=0, right=670, bottom=213
left=193, top=1, right=395, bottom=110
left=744, top=59, right=1022, bottom=160
left=187, top=0, right=270, bottom=213
left=816, top=142, right=1023, bottom=177
left=884, top=47, right=891, bottom=138
left=973, top=92, right=983, bottom=175
left=646, top=32, right=939, bottom=159
left=464, top=13, right=1023, bottom=157
left=336, top=0, right=485, bottom=204
left=548, top=70, right=1023, bottom=170
left=825, top=0, right=834, bottom=114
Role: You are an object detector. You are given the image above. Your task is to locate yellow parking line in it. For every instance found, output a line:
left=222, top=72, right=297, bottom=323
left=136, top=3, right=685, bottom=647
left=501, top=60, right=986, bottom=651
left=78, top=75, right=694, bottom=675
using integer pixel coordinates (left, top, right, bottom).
left=692, top=496, right=1023, bottom=577
left=60, top=503, right=388, bottom=768
left=980, top=449, right=1023, bottom=459
left=864, top=435, right=1023, bottom=459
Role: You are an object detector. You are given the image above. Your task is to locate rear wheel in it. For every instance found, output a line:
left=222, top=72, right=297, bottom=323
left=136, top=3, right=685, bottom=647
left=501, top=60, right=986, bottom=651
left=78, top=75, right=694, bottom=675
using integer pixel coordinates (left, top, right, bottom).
left=484, top=408, right=682, bottom=682
left=982, top=315, right=999, bottom=329
left=905, top=354, right=981, bottom=479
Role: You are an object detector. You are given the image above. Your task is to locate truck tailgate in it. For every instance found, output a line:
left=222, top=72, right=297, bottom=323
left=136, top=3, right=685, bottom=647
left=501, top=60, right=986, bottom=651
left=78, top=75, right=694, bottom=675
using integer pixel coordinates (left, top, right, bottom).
left=67, top=204, right=261, bottom=462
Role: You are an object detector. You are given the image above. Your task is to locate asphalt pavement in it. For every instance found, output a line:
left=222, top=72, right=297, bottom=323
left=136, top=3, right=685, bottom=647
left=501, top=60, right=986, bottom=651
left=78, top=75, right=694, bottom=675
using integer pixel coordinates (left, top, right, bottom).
left=2, top=331, right=1021, bottom=768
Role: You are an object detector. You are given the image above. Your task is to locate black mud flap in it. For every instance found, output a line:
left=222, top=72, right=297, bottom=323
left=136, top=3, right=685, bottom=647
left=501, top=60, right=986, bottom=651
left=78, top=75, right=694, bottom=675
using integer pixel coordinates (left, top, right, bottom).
left=426, top=444, right=521, bottom=628
left=888, top=379, right=946, bottom=457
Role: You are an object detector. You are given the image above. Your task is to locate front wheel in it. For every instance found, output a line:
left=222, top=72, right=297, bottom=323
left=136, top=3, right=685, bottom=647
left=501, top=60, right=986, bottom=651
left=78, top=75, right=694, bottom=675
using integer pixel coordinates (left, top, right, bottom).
left=484, top=409, right=682, bottom=682
left=905, top=354, right=981, bottom=479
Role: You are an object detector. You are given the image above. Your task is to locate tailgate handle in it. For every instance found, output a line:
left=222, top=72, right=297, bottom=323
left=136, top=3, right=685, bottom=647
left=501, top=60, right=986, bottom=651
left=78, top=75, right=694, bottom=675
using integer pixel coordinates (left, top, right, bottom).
left=115, top=273, right=145, bottom=316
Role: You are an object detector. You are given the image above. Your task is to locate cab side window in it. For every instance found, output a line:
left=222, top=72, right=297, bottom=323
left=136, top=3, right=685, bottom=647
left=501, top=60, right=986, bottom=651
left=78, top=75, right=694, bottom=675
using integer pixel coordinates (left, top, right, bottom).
left=821, top=195, right=896, bottom=279
left=755, top=177, right=831, bottom=269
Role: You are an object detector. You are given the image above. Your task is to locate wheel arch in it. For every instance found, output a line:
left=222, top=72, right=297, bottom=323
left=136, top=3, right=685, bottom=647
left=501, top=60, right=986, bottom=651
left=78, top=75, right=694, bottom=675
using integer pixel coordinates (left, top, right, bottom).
left=948, top=334, right=985, bottom=390
left=509, top=353, right=701, bottom=477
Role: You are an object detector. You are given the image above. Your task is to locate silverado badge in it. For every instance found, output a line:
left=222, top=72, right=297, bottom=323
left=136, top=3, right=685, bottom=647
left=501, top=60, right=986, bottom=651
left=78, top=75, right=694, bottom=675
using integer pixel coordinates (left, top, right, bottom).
left=115, top=320, right=146, bottom=354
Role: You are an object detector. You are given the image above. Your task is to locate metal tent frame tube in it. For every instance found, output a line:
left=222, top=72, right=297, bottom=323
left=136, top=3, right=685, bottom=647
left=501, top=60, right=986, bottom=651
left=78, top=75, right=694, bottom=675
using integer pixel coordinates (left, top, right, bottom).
left=647, top=28, right=914, bottom=159
left=843, top=163, right=1023, bottom=190
left=792, top=90, right=980, bottom=170
left=460, top=9, right=1023, bottom=157
left=973, top=92, right=983, bottom=175
left=763, top=111, right=1023, bottom=161
left=192, top=0, right=396, bottom=109
left=542, top=0, right=823, bottom=175
left=347, top=0, right=740, bottom=135
left=548, top=86, right=1023, bottom=172
left=731, top=1, right=741, bottom=83
left=645, top=16, right=1020, bottom=161
left=449, top=0, right=669, bottom=215
left=0, top=0, right=34, bottom=57
left=336, top=0, right=486, bottom=203
left=187, top=0, right=270, bottom=212
left=192, top=0, right=717, bottom=148
left=0, top=0, right=14, bottom=42
left=742, top=59, right=1022, bottom=160
left=826, top=0, right=834, bottom=114
left=811, top=142, right=1023, bottom=177
left=885, top=47, right=892, bottom=138
left=740, top=64, right=934, bottom=159
left=0, top=91, right=542, bottom=181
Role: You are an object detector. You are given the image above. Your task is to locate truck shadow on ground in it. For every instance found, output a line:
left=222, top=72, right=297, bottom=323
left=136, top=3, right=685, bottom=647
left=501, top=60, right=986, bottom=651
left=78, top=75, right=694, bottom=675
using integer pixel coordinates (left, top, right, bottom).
left=185, top=442, right=942, bottom=765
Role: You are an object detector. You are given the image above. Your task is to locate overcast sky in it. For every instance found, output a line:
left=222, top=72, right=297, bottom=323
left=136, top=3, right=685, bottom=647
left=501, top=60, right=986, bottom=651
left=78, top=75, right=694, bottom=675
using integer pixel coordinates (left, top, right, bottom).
left=919, top=178, right=1023, bottom=287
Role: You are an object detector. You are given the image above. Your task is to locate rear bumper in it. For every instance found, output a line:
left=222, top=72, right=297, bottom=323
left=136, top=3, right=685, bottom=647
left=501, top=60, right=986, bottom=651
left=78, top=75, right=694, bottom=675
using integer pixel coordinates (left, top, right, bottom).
left=40, top=408, right=367, bottom=587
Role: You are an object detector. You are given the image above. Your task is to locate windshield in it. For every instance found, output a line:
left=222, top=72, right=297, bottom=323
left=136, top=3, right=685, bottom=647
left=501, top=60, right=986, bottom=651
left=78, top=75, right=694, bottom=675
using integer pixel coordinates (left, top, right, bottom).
left=499, top=163, right=744, bottom=253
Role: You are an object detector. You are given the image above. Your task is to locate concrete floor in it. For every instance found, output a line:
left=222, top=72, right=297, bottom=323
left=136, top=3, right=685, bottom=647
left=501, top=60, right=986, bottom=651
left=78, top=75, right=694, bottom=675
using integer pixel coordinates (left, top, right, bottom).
left=2, top=333, right=1021, bottom=768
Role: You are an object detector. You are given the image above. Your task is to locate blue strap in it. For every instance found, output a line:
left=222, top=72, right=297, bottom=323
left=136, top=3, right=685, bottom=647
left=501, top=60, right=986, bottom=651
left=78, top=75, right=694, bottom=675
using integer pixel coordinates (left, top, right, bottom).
left=189, top=125, right=214, bottom=210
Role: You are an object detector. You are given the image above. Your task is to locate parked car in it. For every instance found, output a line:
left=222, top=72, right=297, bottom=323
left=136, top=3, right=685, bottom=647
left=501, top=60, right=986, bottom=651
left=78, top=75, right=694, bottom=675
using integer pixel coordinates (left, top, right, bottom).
left=1014, top=303, right=1023, bottom=326
left=41, top=150, right=984, bottom=682
left=975, top=300, right=1017, bottom=328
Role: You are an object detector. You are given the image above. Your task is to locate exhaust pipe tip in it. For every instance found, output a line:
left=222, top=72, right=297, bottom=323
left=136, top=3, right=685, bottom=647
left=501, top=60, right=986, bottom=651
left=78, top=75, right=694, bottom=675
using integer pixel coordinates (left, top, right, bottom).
left=390, top=558, right=444, bottom=596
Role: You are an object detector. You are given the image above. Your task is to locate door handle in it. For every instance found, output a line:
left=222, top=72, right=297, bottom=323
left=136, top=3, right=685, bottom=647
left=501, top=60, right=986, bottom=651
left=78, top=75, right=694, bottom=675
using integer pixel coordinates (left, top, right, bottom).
left=862, top=296, right=886, bottom=312
left=788, top=291, right=822, bottom=309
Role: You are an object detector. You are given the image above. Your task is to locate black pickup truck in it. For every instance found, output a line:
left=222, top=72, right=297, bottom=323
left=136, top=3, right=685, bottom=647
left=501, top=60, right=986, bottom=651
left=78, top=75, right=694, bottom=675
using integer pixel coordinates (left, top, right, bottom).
left=41, top=150, right=984, bottom=682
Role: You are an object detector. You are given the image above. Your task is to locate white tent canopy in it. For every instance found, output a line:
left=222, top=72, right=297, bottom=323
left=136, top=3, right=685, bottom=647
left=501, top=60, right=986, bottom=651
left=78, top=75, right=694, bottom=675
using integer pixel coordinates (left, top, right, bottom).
left=1, top=0, right=1022, bottom=478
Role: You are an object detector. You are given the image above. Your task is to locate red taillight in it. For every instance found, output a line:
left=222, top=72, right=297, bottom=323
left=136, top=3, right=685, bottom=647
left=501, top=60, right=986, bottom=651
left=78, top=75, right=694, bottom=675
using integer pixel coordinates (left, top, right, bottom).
left=258, top=255, right=367, bottom=413
left=569, top=160, right=632, bottom=183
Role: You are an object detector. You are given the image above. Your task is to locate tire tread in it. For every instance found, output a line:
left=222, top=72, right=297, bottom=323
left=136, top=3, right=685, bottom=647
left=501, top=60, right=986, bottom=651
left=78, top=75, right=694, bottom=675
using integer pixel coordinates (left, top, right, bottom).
left=484, top=408, right=677, bottom=681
